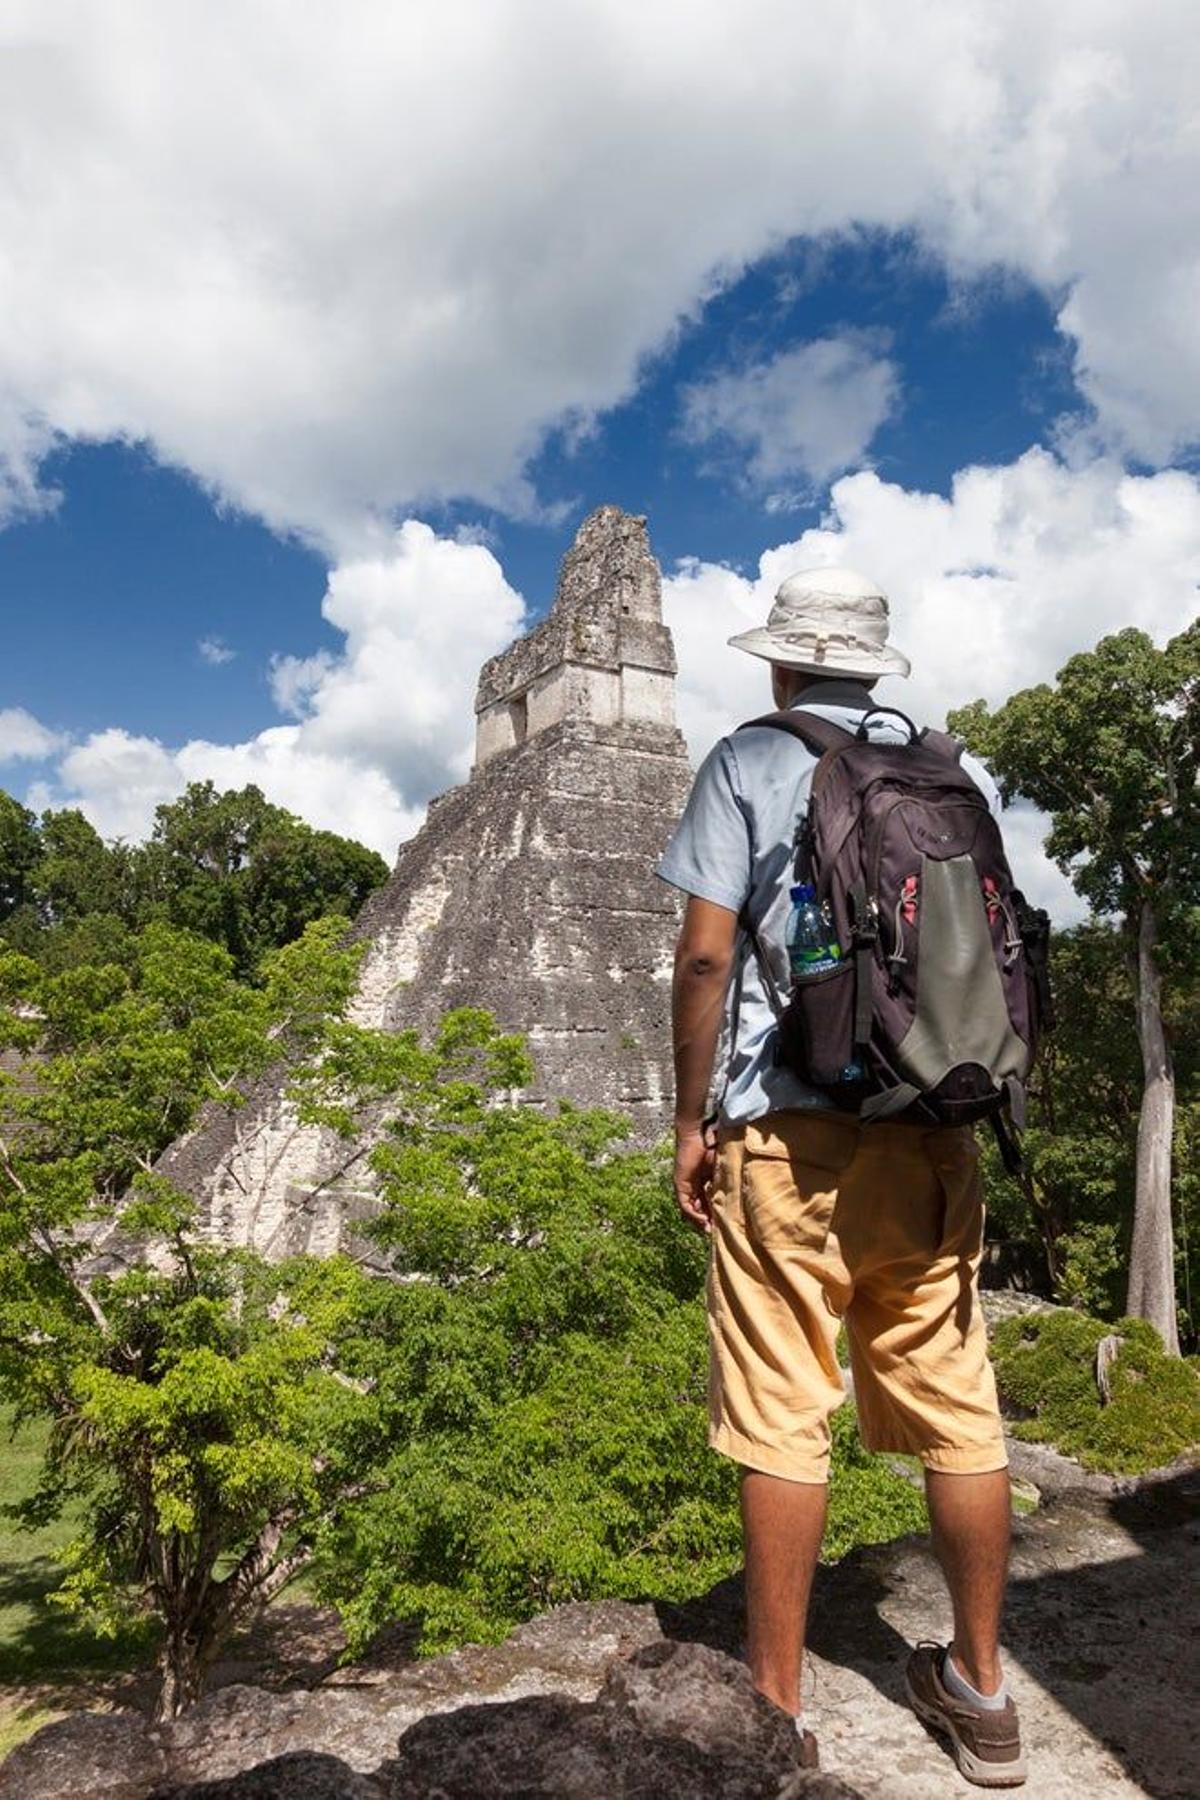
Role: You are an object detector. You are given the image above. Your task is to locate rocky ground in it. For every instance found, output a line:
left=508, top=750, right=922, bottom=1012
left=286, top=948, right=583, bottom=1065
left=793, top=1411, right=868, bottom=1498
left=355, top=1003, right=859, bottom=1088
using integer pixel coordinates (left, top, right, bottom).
left=1, top=1458, right=1194, bottom=1799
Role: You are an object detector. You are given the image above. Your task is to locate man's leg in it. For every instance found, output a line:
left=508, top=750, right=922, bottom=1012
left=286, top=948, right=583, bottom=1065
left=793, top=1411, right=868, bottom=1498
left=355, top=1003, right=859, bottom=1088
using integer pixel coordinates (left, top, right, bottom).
left=741, top=1469, right=828, bottom=1715
left=924, top=1467, right=1011, bottom=1695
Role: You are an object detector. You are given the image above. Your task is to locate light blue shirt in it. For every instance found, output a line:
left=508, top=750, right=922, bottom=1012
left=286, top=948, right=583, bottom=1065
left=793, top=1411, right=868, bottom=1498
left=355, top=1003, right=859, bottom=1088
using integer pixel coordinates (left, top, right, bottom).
left=656, top=681, right=1002, bottom=1125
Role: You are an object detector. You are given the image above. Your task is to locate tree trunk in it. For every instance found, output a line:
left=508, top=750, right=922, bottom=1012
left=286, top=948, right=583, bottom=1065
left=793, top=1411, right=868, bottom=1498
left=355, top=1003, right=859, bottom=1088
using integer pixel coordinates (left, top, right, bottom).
left=150, top=1524, right=313, bottom=1719
left=154, top=1621, right=212, bottom=1722
left=1125, top=900, right=1179, bottom=1355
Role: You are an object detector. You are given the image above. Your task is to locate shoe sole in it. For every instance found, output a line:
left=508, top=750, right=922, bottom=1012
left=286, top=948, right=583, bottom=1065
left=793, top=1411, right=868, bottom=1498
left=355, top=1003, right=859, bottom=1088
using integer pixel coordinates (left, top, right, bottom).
left=905, top=1674, right=1028, bottom=1789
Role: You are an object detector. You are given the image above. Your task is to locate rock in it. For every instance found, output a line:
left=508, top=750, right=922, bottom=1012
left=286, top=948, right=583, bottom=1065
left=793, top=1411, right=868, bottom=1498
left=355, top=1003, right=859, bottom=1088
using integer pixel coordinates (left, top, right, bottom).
left=140, top=1598, right=666, bottom=1789
left=153, top=1752, right=386, bottom=1798
left=601, top=1639, right=806, bottom=1770
left=0, top=1710, right=169, bottom=1798
left=152, top=1643, right=859, bottom=1799
left=384, top=1676, right=858, bottom=1798
left=5, top=1478, right=1197, bottom=1799
left=978, top=1289, right=1061, bottom=1328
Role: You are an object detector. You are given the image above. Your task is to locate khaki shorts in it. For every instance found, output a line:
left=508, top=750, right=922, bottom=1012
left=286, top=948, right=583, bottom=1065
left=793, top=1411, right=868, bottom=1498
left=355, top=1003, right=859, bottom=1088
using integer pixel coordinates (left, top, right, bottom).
left=707, top=1110, right=1008, bottom=1483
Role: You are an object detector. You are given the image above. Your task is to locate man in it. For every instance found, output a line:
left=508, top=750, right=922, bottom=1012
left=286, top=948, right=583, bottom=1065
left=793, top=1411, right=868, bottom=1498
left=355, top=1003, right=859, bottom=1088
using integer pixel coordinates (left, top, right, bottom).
left=656, top=567, right=1026, bottom=1788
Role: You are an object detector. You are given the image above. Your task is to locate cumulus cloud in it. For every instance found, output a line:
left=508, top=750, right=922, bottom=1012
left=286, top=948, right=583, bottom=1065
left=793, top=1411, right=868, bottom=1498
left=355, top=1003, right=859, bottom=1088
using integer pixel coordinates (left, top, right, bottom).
left=21, top=450, right=1199, bottom=917
left=681, top=337, right=899, bottom=500
left=0, top=706, right=65, bottom=763
left=0, top=1, right=1197, bottom=548
left=664, top=449, right=1200, bottom=920
left=197, top=635, right=235, bottom=666
left=33, top=522, right=525, bottom=859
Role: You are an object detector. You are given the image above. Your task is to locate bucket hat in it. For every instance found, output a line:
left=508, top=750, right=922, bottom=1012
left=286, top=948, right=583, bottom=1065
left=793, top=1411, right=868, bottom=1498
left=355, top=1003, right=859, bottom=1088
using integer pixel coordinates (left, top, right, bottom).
left=727, top=566, right=910, bottom=680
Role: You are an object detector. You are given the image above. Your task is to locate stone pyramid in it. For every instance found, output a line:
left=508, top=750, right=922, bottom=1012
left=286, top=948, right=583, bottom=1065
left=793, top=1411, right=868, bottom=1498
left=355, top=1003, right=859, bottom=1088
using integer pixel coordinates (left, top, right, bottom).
left=157, top=506, right=693, bottom=1257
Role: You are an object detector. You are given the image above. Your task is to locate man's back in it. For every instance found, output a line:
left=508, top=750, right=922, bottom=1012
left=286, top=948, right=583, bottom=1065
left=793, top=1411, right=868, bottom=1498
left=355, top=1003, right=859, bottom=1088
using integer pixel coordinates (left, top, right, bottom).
left=657, top=676, right=1000, bottom=1124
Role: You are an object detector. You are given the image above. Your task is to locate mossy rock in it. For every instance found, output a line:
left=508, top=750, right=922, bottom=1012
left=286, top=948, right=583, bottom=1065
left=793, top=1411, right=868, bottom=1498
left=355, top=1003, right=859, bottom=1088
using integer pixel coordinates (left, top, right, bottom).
left=993, top=1310, right=1200, bottom=1476
left=991, top=1310, right=1200, bottom=1476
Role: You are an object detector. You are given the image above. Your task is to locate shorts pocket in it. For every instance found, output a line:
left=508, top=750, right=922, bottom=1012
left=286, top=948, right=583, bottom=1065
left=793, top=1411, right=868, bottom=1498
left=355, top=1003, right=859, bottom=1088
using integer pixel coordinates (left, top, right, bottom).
left=741, top=1114, right=860, bottom=1251
left=931, top=1130, right=985, bottom=1262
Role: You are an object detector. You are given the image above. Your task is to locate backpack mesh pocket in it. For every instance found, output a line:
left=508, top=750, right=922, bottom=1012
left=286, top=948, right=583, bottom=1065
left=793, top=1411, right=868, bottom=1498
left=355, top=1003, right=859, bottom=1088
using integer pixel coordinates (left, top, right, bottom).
left=777, top=962, right=857, bottom=1087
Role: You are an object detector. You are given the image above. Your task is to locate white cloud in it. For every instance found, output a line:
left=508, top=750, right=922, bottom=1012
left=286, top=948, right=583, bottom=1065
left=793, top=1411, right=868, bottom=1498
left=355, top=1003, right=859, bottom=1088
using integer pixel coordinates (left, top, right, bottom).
left=40, top=725, right=419, bottom=857
left=20, top=450, right=1199, bottom=916
left=663, top=449, right=1200, bottom=922
left=0, top=2, right=1197, bottom=547
left=33, top=522, right=524, bottom=859
left=0, top=706, right=65, bottom=763
left=268, top=650, right=337, bottom=720
left=681, top=337, right=899, bottom=498
left=197, top=635, right=235, bottom=666
left=0, top=414, right=60, bottom=530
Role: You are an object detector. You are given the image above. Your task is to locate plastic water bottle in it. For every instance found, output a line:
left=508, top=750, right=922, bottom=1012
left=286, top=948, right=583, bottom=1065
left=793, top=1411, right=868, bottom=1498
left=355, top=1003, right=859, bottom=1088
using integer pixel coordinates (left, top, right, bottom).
left=785, top=883, right=841, bottom=979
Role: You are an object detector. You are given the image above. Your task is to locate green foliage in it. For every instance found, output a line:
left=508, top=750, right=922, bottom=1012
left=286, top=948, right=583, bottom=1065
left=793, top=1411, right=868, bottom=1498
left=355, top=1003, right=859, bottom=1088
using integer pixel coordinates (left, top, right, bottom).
left=949, top=621, right=1199, bottom=928
left=954, top=626, right=1200, bottom=1340
left=0, top=780, right=389, bottom=976
left=2, top=1235, right=386, bottom=1715
left=314, top=1038, right=927, bottom=1657
left=1054, top=1223, right=1123, bottom=1316
left=0, top=917, right=364, bottom=1226
left=0, top=794, right=41, bottom=920
left=0, top=970, right=960, bottom=1713
left=136, top=781, right=389, bottom=975
left=0, top=915, right=390, bottom=1713
left=992, top=1310, right=1200, bottom=1474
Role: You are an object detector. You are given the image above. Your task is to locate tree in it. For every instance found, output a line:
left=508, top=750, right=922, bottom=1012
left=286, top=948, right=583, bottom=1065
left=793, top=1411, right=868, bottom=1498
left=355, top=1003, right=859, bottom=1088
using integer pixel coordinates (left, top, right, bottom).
left=307, top=1015, right=927, bottom=1657
left=0, top=780, right=390, bottom=976
left=0, top=792, right=41, bottom=920
left=5, top=1230, right=386, bottom=1717
left=139, top=781, right=389, bottom=974
left=951, top=623, right=1199, bottom=1353
left=0, top=916, right=391, bottom=1715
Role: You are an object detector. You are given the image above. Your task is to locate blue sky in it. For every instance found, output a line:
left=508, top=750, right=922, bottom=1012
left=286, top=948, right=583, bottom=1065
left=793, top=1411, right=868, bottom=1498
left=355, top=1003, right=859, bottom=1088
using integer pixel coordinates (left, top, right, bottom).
left=0, top=238, right=1074, bottom=750
left=0, top=3, right=1197, bottom=916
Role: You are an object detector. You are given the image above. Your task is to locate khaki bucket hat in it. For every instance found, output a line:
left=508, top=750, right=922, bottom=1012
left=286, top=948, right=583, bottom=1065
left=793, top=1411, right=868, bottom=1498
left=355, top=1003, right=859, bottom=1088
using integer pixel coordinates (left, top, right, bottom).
left=727, top=566, right=911, bottom=680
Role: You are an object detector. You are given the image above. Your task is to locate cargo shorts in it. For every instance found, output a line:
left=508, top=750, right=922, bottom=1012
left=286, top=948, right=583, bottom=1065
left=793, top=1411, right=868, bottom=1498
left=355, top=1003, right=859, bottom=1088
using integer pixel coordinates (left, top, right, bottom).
left=707, top=1109, right=1008, bottom=1483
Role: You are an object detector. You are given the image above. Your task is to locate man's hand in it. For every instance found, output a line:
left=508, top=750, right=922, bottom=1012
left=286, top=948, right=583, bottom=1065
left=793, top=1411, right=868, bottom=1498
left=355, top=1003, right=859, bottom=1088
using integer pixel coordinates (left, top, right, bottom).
left=674, top=1123, right=716, bottom=1234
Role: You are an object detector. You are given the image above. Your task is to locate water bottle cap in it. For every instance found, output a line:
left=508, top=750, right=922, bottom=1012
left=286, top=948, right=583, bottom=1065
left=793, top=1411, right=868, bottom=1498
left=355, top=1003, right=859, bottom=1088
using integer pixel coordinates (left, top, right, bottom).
left=790, top=882, right=816, bottom=903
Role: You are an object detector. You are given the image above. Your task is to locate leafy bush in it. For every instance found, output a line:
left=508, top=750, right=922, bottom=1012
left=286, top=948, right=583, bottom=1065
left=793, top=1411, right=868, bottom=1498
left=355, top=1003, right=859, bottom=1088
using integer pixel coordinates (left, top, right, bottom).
left=313, top=1023, right=928, bottom=1656
left=992, top=1309, right=1200, bottom=1474
left=1054, top=1222, right=1123, bottom=1316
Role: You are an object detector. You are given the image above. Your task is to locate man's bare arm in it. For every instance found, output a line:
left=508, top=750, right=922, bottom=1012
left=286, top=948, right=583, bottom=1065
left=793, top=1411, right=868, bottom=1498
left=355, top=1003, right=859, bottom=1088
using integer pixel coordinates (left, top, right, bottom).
left=671, top=895, right=738, bottom=1232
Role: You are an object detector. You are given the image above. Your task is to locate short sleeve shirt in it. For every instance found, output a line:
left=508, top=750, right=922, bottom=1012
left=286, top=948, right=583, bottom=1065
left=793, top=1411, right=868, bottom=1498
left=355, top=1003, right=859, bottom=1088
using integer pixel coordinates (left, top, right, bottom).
left=656, top=680, right=1003, bottom=1125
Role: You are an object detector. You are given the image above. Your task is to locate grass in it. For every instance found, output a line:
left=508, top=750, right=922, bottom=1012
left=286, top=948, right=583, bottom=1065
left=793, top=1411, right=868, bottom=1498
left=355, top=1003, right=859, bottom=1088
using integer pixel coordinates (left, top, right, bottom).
left=0, top=1409, right=155, bottom=1757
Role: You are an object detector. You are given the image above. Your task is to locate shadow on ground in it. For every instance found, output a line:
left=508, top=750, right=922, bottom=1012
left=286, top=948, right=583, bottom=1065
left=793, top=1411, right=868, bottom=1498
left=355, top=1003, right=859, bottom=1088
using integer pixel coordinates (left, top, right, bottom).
left=656, top=1468, right=1199, bottom=1798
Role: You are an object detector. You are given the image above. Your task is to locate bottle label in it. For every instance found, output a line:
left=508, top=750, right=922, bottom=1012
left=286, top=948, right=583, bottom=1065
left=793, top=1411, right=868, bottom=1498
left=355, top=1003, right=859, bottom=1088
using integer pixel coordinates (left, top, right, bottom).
left=790, top=945, right=841, bottom=976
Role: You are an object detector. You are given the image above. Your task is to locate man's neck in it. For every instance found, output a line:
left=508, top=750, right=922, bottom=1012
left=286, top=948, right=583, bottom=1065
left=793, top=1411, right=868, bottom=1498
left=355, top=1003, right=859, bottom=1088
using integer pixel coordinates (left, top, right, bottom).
left=787, top=678, right=877, bottom=710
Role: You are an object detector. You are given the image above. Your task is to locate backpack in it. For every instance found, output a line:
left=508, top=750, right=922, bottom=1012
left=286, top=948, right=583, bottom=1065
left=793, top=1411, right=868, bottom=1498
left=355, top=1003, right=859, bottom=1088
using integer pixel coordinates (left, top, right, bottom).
left=736, top=706, right=1053, bottom=1148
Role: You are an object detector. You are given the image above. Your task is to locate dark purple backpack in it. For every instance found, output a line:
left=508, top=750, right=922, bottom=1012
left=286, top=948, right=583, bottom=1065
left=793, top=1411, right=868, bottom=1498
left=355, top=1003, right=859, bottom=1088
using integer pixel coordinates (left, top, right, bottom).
left=739, top=706, right=1053, bottom=1141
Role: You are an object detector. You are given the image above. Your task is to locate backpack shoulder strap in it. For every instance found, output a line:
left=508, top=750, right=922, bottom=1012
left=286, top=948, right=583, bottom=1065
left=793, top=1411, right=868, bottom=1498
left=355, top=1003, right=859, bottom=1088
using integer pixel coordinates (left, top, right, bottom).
left=917, top=726, right=965, bottom=763
left=736, top=707, right=857, bottom=757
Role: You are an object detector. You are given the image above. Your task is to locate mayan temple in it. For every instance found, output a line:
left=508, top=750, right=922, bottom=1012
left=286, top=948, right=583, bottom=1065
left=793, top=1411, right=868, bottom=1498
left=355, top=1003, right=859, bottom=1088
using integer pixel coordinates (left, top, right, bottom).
left=155, top=506, right=693, bottom=1257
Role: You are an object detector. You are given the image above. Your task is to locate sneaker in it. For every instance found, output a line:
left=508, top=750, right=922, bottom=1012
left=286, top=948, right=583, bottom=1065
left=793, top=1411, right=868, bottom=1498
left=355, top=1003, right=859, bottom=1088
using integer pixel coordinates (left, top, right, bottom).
left=905, top=1642, right=1027, bottom=1788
